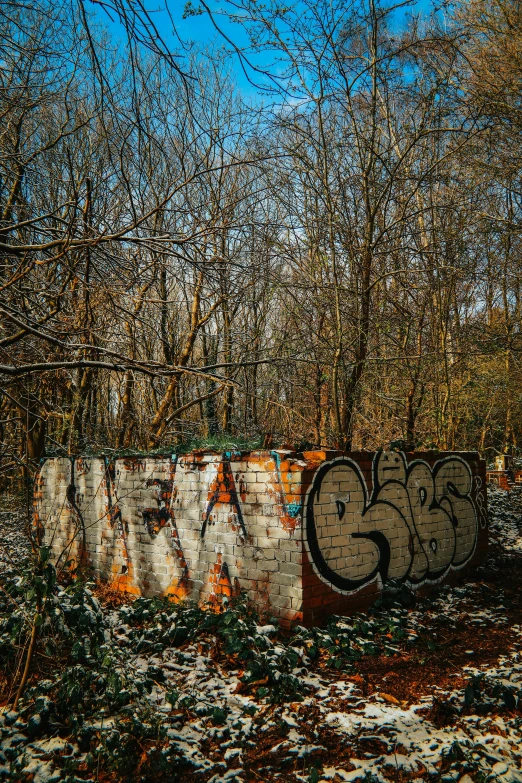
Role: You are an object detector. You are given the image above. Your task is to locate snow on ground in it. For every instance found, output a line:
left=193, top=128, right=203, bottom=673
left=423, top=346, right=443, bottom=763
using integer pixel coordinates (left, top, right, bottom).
left=0, top=503, right=32, bottom=576
left=2, top=485, right=522, bottom=781
left=488, top=486, right=522, bottom=554
left=127, top=488, right=522, bottom=781
left=104, top=614, right=522, bottom=782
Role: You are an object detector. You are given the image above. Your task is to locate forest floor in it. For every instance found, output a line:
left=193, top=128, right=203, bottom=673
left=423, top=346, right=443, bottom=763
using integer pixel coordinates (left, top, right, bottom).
left=1, top=487, right=522, bottom=783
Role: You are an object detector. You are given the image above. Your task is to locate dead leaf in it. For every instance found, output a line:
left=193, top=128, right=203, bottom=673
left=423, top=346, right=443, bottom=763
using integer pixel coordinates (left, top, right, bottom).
left=380, top=692, right=400, bottom=704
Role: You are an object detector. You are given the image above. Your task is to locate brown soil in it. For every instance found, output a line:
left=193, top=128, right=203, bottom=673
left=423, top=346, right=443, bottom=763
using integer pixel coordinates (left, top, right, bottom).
left=349, top=552, right=522, bottom=706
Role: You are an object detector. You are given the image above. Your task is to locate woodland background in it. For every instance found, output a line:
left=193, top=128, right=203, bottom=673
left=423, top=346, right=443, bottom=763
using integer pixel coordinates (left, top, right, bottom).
left=1, top=0, right=521, bottom=492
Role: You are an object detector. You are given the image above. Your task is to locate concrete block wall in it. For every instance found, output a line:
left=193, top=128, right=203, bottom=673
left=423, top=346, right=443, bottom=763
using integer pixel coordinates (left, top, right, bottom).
left=34, top=449, right=488, bottom=626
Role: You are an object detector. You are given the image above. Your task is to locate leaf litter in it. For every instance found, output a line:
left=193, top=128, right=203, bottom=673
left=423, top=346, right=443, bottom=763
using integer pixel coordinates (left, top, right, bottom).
left=0, top=485, right=522, bottom=781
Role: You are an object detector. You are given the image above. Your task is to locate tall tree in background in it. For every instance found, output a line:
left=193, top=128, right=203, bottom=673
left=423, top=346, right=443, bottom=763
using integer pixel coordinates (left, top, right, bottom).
left=226, top=0, right=473, bottom=446
left=2, top=0, right=522, bottom=493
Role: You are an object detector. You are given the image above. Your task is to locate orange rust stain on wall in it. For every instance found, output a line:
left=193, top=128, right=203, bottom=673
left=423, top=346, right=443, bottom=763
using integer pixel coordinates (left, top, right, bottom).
left=163, top=539, right=190, bottom=601
left=164, top=580, right=189, bottom=601
left=202, top=458, right=246, bottom=538
left=207, top=553, right=239, bottom=605
left=110, top=561, right=141, bottom=595
left=205, top=461, right=234, bottom=506
left=261, top=454, right=303, bottom=533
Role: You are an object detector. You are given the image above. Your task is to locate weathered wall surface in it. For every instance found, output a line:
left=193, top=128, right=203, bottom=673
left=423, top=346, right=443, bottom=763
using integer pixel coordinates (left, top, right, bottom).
left=34, top=450, right=488, bottom=626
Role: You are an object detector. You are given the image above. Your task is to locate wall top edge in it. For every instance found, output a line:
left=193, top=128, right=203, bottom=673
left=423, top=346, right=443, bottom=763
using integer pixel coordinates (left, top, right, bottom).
left=40, top=449, right=485, bottom=461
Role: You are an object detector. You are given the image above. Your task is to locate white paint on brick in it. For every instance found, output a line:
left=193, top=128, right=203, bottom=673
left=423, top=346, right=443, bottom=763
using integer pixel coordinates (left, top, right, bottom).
left=34, top=450, right=486, bottom=623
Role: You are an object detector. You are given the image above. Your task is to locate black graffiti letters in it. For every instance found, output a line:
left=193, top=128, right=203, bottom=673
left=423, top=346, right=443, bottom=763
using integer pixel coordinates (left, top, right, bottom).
left=305, top=452, right=479, bottom=593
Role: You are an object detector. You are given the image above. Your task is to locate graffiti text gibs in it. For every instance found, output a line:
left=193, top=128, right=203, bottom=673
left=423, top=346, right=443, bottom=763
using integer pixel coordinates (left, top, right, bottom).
left=35, top=449, right=486, bottom=615
left=305, top=451, right=481, bottom=594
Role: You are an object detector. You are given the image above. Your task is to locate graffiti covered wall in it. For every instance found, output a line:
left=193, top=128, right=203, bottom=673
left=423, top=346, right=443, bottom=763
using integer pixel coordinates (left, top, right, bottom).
left=34, top=449, right=488, bottom=626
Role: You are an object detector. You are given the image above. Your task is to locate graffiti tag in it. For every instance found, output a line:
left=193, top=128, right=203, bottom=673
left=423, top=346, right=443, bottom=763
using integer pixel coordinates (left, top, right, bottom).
left=305, top=451, right=479, bottom=593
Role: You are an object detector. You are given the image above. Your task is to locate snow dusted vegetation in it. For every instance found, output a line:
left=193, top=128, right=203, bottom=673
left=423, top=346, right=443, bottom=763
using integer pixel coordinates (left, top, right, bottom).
left=0, top=506, right=32, bottom=576
left=1, top=487, right=522, bottom=782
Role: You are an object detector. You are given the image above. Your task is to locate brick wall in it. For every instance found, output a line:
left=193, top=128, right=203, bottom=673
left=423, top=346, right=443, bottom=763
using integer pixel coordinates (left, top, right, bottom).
left=486, top=469, right=522, bottom=490
left=34, top=449, right=488, bottom=626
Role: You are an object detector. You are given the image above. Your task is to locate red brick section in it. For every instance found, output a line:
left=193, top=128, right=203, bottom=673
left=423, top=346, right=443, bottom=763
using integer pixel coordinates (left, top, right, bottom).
left=486, top=469, right=522, bottom=491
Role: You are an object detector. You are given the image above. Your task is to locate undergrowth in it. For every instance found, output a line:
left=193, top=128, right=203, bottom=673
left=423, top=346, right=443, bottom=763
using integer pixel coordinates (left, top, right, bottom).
left=1, top=550, right=520, bottom=782
left=0, top=550, right=426, bottom=782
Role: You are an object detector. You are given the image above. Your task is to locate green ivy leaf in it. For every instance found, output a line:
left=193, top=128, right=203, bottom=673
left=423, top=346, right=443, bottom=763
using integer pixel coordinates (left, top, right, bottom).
left=166, top=690, right=179, bottom=706
left=464, top=684, right=475, bottom=706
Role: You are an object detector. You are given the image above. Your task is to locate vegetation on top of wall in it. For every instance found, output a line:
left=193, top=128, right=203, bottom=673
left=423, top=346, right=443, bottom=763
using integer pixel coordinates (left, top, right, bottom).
left=43, top=436, right=268, bottom=460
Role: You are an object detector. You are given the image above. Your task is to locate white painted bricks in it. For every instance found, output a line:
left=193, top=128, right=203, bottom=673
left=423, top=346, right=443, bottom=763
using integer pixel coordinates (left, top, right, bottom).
left=34, top=449, right=487, bottom=626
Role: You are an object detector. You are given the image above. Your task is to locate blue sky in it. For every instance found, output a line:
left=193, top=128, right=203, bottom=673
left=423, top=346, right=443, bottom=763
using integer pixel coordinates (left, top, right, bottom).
left=87, top=0, right=437, bottom=97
